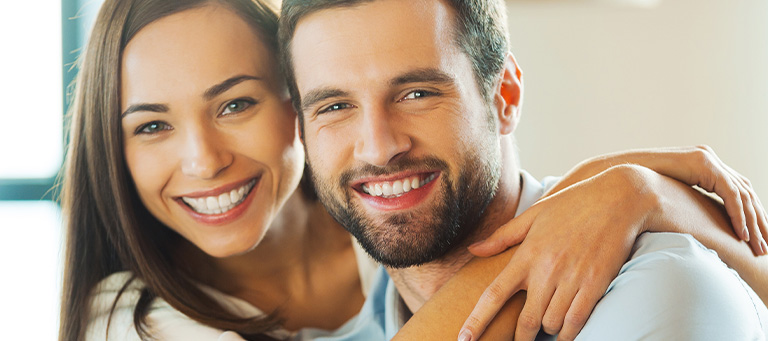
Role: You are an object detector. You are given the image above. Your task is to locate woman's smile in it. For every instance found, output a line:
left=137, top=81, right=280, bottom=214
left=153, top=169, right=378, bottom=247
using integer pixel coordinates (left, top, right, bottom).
left=175, top=176, right=261, bottom=226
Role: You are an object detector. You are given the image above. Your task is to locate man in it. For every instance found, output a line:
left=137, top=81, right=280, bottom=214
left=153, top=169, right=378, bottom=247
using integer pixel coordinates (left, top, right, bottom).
left=278, top=0, right=768, bottom=339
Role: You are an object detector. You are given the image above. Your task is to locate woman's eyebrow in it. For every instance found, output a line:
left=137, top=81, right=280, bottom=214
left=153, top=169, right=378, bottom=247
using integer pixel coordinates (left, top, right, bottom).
left=121, top=103, right=169, bottom=118
left=121, top=75, right=263, bottom=118
left=203, top=74, right=262, bottom=100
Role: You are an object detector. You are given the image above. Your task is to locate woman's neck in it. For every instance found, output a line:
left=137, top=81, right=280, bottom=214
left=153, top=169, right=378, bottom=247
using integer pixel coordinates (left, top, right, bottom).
left=177, top=188, right=364, bottom=330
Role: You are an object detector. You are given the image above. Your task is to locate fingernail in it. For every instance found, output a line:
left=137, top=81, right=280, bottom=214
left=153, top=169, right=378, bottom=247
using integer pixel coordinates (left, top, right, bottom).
left=761, top=240, right=767, bottom=255
left=743, top=226, right=750, bottom=242
left=458, top=329, right=472, bottom=341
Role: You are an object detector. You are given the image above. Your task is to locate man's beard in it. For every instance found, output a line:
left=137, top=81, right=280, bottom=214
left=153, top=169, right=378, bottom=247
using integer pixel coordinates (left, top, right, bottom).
left=309, top=153, right=500, bottom=268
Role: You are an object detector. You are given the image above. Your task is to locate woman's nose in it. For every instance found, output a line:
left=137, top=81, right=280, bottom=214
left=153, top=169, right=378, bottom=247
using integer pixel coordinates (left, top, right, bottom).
left=180, top=127, right=233, bottom=179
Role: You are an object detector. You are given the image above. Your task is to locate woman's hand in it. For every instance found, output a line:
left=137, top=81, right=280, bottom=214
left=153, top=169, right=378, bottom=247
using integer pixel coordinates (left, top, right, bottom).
left=457, top=145, right=768, bottom=341
left=458, top=165, right=652, bottom=341
left=547, top=145, right=768, bottom=254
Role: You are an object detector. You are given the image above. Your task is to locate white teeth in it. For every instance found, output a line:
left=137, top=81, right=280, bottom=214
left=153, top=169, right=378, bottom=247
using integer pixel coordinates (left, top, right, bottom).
left=206, top=197, right=220, bottom=210
left=362, top=174, right=437, bottom=198
left=182, top=179, right=256, bottom=215
left=392, top=181, right=403, bottom=195
left=230, top=189, right=241, bottom=204
left=218, top=193, right=231, bottom=208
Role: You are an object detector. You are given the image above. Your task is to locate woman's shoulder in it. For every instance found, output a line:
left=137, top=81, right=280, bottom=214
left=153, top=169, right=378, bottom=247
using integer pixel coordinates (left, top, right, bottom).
left=86, top=272, right=145, bottom=340
left=86, top=272, right=248, bottom=341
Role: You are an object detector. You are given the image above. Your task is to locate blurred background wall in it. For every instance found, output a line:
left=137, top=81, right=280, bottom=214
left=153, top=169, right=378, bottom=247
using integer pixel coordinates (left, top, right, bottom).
left=507, top=0, right=768, bottom=196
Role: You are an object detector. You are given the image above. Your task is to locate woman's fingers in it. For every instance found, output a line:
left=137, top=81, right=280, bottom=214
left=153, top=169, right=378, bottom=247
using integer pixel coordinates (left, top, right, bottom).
left=753, top=194, right=768, bottom=254
left=557, top=287, right=604, bottom=341
left=691, top=147, right=749, bottom=241
left=540, top=285, right=577, bottom=335
left=722, top=163, right=767, bottom=254
left=468, top=208, right=536, bottom=257
left=458, top=261, right=526, bottom=341
left=514, top=283, right=556, bottom=341
left=715, top=174, right=749, bottom=241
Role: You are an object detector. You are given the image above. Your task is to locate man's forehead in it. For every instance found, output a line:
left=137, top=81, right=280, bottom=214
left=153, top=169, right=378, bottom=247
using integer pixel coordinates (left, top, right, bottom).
left=289, top=0, right=460, bottom=96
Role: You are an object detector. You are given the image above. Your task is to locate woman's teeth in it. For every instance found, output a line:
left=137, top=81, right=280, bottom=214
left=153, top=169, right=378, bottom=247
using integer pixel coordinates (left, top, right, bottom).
left=181, top=180, right=256, bottom=215
left=362, top=173, right=437, bottom=198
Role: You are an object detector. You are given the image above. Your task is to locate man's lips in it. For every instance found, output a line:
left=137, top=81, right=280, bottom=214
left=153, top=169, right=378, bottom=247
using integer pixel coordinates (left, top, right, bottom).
left=352, top=171, right=441, bottom=211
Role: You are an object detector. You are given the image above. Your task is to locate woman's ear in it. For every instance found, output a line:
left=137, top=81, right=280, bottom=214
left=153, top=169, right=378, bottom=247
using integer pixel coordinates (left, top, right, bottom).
left=493, top=52, right=523, bottom=135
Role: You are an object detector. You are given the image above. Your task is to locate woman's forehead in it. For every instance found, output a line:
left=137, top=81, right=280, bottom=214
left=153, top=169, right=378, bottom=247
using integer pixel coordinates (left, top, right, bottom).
left=121, top=5, right=277, bottom=104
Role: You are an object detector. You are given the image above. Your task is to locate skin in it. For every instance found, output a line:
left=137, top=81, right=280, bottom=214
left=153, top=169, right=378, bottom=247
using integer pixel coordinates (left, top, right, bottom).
left=292, top=0, right=523, bottom=312
left=119, top=5, right=363, bottom=331
left=114, top=1, right=767, bottom=339
left=288, top=0, right=768, bottom=340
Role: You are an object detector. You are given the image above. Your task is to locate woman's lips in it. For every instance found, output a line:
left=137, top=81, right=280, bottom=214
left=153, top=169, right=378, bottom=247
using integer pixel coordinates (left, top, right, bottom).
left=177, top=177, right=261, bottom=225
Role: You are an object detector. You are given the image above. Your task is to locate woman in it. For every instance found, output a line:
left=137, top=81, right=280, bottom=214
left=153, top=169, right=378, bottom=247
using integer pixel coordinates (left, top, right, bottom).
left=59, top=0, right=767, bottom=340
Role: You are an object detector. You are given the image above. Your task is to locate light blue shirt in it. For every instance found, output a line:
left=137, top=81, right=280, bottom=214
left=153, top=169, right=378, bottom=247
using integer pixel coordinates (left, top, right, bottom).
left=299, top=171, right=768, bottom=340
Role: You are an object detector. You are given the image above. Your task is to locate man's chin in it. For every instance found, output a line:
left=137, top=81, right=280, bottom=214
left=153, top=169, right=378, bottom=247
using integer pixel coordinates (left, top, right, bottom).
left=353, top=216, right=461, bottom=268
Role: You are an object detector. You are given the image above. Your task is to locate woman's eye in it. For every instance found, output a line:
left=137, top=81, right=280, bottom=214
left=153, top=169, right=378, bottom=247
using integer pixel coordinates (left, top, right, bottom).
left=318, top=102, right=353, bottom=115
left=135, top=121, right=171, bottom=135
left=402, top=90, right=436, bottom=101
left=221, top=99, right=255, bottom=116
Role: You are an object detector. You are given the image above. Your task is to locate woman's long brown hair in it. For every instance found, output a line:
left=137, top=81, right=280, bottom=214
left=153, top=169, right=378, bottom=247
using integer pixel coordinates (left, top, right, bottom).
left=58, top=1, right=282, bottom=340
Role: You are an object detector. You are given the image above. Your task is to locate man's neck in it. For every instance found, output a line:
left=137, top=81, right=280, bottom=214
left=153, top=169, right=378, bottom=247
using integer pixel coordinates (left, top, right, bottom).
left=388, top=143, right=522, bottom=313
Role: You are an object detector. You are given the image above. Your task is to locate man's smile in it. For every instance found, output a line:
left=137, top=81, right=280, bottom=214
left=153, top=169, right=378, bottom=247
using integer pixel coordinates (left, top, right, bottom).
left=355, top=172, right=439, bottom=198
left=351, top=171, right=442, bottom=211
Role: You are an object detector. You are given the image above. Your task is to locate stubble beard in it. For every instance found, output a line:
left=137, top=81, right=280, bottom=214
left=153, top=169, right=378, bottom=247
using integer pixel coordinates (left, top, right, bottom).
left=309, top=153, right=500, bottom=269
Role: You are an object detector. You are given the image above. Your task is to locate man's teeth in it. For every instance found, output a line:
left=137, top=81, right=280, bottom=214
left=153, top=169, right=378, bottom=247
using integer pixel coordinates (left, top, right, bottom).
left=362, top=174, right=437, bottom=198
left=181, top=180, right=256, bottom=215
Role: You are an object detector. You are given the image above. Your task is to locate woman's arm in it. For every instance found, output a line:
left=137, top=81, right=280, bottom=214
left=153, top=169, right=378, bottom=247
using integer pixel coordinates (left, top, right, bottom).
left=393, top=150, right=767, bottom=341
left=546, top=145, right=767, bottom=253
left=458, top=164, right=767, bottom=341
left=395, top=165, right=649, bottom=341
left=393, top=247, right=523, bottom=340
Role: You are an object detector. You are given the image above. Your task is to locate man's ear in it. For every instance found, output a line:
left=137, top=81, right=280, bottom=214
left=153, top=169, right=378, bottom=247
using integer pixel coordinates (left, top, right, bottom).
left=493, top=52, right=523, bottom=135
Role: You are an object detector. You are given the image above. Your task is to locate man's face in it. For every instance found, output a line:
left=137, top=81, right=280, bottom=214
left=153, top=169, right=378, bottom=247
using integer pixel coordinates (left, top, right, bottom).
left=291, top=0, right=502, bottom=267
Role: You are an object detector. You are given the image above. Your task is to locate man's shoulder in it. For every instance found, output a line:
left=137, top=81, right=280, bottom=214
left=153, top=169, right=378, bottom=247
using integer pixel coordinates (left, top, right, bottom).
left=310, top=266, right=391, bottom=340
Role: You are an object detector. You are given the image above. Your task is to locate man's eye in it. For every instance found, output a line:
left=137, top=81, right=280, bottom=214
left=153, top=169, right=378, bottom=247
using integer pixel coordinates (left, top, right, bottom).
left=402, top=90, right=437, bottom=101
left=135, top=121, right=172, bottom=135
left=318, top=102, right=353, bottom=114
left=221, top=98, right=255, bottom=116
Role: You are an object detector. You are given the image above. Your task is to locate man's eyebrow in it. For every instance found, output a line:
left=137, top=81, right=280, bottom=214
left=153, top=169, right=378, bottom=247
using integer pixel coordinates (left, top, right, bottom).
left=390, top=68, right=455, bottom=86
left=203, top=74, right=262, bottom=101
left=301, top=88, right=351, bottom=113
left=121, top=103, right=169, bottom=118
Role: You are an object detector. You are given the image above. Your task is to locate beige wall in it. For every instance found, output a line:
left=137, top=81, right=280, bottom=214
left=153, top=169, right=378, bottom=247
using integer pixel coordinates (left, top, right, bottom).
left=508, top=0, right=768, bottom=197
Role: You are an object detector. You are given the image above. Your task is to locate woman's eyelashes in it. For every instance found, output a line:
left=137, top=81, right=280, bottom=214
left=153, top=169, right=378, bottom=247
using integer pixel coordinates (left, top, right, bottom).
left=220, top=97, right=258, bottom=117
left=135, top=120, right=172, bottom=135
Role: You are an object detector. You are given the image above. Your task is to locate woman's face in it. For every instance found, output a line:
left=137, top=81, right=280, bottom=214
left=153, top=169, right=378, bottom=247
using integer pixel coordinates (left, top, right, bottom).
left=120, top=5, right=303, bottom=258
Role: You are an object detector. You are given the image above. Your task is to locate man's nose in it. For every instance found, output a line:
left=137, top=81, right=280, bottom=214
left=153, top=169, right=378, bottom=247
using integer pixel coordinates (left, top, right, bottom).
left=180, top=127, right=233, bottom=179
left=353, top=105, right=412, bottom=167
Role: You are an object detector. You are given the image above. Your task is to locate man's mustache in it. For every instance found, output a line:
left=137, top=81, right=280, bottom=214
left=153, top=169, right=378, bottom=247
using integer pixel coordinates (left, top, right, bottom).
left=338, top=156, right=450, bottom=188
